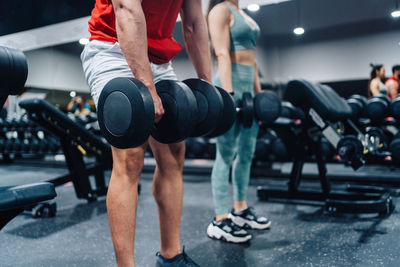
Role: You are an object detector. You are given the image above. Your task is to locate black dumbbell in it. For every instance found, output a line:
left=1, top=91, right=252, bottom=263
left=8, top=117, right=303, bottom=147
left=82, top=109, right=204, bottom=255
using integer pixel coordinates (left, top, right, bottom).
left=11, top=138, right=22, bottom=152
left=364, top=127, right=387, bottom=154
left=47, top=137, right=60, bottom=153
left=190, top=137, right=207, bottom=158
left=254, top=134, right=274, bottom=161
left=366, top=94, right=391, bottom=122
left=391, top=96, right=400, bottom=121
left=237, top=91, right=281, bottom=128
left=21, top=138, right=30, bottom=153
left=205, top=88, right=281, bottom=137
left=336, top=135, right=364, bottom=169
left=204, top=138, right=216, bottom=159
left=0, top=138, right=5, bottom=151
left=98, top=78, right=223, bottom=149
left=390, top=133, right=400, bottom=166
left=4, top=138, right=13, bottom=153
left=320, top=137, right=335, bottom=161
left=347, top=95, right=367, bottom=119
left=271, top=137, right=288, bottom=160
left=30, top=137, right=40, bottom=153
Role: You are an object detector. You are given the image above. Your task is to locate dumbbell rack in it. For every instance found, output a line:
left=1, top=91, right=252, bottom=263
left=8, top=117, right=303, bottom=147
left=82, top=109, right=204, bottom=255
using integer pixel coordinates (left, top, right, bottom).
left=0, top=116, right=61, bottom=160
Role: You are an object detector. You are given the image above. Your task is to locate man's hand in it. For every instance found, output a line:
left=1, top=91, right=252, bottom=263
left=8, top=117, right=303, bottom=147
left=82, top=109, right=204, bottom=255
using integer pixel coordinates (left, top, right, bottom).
left=150, top=90, right=165, bottom=123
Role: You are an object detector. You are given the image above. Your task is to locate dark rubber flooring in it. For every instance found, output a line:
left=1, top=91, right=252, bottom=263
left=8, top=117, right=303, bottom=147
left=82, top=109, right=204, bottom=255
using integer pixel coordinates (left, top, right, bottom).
left=1, top=164, right=400, bottom=266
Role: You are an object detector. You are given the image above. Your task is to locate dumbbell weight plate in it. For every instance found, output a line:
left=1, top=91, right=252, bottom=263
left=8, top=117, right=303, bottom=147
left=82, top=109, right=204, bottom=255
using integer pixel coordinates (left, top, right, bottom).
left=238, top=92, right=254, bottom=128
left=151, top=80, right=197, bottom=144
left=391, top=96, right=400, bottom=121
left=346, top=98, right=364, bottom=119
left=337, top=135, right=363, bottom=162
left=205, top=86, right=236, bottom=138
left=280, top=101, right=296, bottom=118
left=182, top=79, right=223, bottom=137
left=98, top=77, right=154, bottom=149
left=254, top=91, right=282, bottom=125
left=366, top=94, right=391, bottom=122
left=390, top=134, right=400, bottom=166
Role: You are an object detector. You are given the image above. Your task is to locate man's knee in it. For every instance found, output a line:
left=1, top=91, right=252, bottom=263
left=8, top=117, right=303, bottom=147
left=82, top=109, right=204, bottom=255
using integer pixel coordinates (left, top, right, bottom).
left=152, top=142, right=185, bottom=172
left=112, top=147, right=146, bottom=180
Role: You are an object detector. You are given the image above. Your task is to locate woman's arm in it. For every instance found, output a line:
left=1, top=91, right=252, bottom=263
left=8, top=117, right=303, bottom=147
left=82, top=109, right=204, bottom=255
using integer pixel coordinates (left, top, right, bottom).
left=208, top=4, right=233, bottom=93
left=369, top=79, right=380, bottom=96
left=253, top=62, right=262, bottom=94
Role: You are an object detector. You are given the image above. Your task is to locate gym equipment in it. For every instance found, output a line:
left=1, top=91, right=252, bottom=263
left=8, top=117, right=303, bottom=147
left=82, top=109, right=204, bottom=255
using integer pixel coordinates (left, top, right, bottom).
left=0, top=46, right=56, bottom=229
left=97, top=77, right=155, bottom=148
left=391, top=96, right=400, bottom=121
left=205, top=86, right=236, bottom=138
left=0, top=46, right=28, bottom=100
left=258, top=79, right=393, bottom=215
left=236, top=91, right=281, bottom=128
left=20, top=99, right=111, bottom=202
left=150, top=80, right=198, bottom=143
left=182, top=79, right=223, bottom=137
left=98, top=78, right=222, bottom=149
left=346, top=95, right=367, bottom=119
left=366, top=94, right=392, bottom=122
left=206, top=88, right=281, bottom=137
left=390, top=133, right=400, bottom=166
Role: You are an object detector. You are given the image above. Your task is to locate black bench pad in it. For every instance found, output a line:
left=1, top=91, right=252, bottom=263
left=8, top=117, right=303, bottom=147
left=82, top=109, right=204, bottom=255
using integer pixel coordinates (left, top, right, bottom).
left=0, top=182, right=56, bottom=211
left=284, top=79, right=352, bottom=122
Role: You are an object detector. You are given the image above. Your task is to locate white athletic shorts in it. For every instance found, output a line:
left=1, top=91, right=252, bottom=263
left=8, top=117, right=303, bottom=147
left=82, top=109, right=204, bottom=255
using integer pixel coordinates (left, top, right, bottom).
left=81, top=40, right=178, bottom=107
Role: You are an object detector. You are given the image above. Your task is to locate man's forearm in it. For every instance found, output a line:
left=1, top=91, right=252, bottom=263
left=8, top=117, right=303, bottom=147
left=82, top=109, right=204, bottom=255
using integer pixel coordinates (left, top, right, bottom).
left=183, top=20, right=212, bottom=82
left=113, top=0, right=155, bottom=92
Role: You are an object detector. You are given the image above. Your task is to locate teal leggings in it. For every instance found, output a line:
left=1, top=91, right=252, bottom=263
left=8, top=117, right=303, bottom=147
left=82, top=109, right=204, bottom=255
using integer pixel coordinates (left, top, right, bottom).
left=211, top=63, right=259, bottom=215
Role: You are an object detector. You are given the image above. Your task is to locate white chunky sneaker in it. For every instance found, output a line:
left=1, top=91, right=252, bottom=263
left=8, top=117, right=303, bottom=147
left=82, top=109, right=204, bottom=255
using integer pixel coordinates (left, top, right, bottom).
left=230, top=207, right=271, bottom=230
left=207, top=217, right=252, bottom=243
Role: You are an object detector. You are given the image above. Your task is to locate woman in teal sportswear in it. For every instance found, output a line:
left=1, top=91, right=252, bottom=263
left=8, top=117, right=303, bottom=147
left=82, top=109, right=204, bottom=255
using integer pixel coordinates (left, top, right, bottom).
left=206, top=0, right=271, bottom=243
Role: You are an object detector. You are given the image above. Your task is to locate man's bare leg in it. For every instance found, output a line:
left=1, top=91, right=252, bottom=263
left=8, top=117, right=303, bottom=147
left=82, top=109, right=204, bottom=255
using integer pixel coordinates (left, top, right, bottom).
left=107, top=144, right=147, bottom=267
left=150, top=137, right=185, bottom=259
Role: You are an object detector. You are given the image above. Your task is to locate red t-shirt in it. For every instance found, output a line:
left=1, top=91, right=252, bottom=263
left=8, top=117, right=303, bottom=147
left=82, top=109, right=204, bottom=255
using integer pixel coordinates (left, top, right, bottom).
left=386, top=76, right=399, bottom=85
left=88, top=0, right=183, bottom=64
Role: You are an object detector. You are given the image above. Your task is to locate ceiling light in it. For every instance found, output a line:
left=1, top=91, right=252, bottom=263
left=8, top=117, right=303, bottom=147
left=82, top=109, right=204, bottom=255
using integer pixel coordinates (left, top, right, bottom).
left=392, top=10, right=400, bottom=17
left=293, top=27, right=305, bottom=35
left=392, top=0, right=400, bottom=18
left=79, top=38, right=89, bottom=45
left=247, top=4, right=260, bottom=11
left=70, top=91, right=76, bottom=98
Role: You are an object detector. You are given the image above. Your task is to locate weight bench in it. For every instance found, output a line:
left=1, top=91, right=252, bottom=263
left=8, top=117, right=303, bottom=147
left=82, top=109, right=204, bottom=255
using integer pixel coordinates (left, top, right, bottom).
left=19, top=99, right=112, bottom=202
left=0, top=183, right=56, bottom=229
left=258, top=79, right=393, bottom=215
left=0, top=45, right=56, bottom=229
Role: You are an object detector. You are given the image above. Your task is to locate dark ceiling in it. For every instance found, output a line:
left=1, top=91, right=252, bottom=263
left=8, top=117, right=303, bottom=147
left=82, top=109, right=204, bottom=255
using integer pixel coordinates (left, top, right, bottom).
left=0, top=0, right=94, bottom=36
left=1, top=0, right=398, bottom=54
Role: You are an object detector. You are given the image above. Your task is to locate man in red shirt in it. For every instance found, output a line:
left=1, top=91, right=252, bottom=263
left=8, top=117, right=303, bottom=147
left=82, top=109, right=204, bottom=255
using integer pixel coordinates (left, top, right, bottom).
left=81, top=1, right=211, bottom=266
left=385, top=65, right=400, bottom=100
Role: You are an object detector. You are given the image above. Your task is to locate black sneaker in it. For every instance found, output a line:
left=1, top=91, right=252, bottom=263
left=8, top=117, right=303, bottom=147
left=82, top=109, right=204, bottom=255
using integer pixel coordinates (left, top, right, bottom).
left=230, top=207, right=271, bottom=230
left=207, top=217, right=252, bottom=243
left=156, top=247, right=199, bottom=267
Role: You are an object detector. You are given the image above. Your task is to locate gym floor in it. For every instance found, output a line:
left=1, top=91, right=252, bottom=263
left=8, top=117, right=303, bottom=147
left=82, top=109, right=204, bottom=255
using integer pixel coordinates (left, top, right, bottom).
left=1, top=163, right=400, bottom=267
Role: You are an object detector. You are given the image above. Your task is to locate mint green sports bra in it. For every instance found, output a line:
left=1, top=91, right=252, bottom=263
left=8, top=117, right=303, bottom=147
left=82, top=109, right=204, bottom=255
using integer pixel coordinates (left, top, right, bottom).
left=222, top=2, right=260, bottom=51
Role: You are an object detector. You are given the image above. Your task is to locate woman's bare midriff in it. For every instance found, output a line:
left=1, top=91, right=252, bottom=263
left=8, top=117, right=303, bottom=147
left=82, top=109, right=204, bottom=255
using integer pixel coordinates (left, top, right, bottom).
left=230, top=49, right=256, bottom=66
